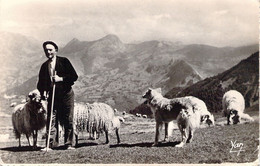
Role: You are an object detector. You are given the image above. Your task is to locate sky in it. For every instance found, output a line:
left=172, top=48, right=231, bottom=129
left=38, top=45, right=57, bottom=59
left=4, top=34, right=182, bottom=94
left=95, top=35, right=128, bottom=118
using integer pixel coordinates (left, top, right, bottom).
left=0, top=0, right=258, bottom=47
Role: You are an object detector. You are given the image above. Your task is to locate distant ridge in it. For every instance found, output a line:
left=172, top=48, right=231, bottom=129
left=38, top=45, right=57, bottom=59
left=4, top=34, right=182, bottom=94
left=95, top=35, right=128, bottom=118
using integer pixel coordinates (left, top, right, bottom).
left=1, top=32, right=258, bottom=112
left=166, top=51, right=259, bottom=112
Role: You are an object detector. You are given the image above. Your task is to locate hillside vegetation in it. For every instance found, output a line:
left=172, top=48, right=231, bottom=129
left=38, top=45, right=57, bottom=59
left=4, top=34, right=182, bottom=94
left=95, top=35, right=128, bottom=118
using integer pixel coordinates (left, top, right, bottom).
left=166, top=52, right=259, bottom=112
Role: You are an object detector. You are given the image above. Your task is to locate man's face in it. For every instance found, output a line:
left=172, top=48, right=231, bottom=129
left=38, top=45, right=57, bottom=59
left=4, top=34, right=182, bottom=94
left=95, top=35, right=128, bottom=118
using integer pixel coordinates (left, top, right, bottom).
left=44, top=44, right=57, bottom=59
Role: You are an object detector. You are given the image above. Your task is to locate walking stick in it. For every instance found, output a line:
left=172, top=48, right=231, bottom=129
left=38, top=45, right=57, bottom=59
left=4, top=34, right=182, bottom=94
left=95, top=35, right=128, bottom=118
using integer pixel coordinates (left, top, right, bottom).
left=46, top=71, right=56, bottom=152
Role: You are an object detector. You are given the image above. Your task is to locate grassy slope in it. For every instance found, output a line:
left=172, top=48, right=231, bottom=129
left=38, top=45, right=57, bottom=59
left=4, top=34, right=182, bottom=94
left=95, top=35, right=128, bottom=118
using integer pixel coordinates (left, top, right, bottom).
left=0, top=107, right=258, bottom=164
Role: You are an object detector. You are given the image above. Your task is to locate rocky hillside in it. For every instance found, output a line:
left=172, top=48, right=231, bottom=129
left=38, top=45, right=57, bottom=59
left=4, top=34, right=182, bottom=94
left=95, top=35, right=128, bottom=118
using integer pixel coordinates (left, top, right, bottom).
left=165, top=51, right=259, bottom=112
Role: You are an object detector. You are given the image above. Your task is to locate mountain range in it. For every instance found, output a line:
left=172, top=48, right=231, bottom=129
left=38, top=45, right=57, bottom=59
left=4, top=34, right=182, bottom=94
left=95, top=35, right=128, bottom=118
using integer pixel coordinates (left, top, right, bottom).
left=1, top=31, right=258, bottom=112
left=132, top=52, right=259, bottom=117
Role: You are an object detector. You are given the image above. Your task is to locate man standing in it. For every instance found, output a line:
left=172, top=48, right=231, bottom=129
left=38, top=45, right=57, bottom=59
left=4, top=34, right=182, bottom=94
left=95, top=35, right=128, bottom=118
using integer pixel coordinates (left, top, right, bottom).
left=37, top=41, right=78, bottom=150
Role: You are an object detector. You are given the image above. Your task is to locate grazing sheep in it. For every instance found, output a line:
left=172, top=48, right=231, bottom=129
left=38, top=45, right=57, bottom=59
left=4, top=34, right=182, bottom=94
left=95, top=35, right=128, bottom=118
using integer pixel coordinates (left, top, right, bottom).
left=74, top=102, right=124, bottom=145
left=142, top=114, right=148, bottom=118
left=222, top=90, right=254, bottom=125
left=10, top=102, right=17, bottom=107
left=135, top=113, right=141, bottom=117
left=12, top=89, right=47, bottom=149
left=142, top=88, right=214, bottom=146
left=122, top=111, right=126, bottom=115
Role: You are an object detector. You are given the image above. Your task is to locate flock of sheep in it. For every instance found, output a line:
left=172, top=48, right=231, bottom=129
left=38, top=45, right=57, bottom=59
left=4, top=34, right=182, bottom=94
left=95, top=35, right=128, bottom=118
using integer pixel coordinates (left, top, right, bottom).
left=11, top=88, right=255, bottom=150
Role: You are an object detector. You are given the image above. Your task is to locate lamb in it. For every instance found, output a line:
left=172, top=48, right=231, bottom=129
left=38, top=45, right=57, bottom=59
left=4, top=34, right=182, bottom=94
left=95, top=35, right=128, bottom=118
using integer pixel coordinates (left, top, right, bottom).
left=175, top=96, right=215, bottom=147
left=74, top=102, right=124, bottom=145
left=12, top=89, right=47, bottom=149
left=222, top=90, right=254, bottom=125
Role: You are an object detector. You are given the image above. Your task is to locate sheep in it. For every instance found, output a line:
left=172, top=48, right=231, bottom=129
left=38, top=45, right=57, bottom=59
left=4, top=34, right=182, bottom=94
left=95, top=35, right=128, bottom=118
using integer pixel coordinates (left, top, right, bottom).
left=74, top=102, right=124, bottom=145
left=175, top=96, right=215, bottom=147
left=12, top=89, right=47, bottom=149
left=142, top=114, right=148, bottom=118
left=122, top=111, right=126, bottom=115
left=135, top=113, right=141, bottom=117
left=222, top=90, right=254, bottom=125
left=142, top=88, right=214, bottom=146
left=10, top=102, right=17, bottom=107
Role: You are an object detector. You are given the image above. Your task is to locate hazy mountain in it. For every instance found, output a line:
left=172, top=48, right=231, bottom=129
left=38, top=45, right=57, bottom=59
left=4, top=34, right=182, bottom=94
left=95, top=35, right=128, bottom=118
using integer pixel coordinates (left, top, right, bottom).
left=175, top=44, right=258, bottom=77
left=165, top=51, right=259, bottom=112
left=2, top=32, right=258, bottom=112
left=0, top=32, right=44, bottom=93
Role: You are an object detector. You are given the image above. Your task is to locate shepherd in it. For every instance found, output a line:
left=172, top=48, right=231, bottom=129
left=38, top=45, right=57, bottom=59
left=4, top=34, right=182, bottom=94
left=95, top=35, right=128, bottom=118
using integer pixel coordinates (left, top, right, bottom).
left=37, top=41, right=78, bottom=150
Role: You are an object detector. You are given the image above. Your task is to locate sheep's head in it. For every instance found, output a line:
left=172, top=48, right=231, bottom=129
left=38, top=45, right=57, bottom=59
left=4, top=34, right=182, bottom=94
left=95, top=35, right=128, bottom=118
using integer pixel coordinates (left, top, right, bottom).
left=180, top=108, right=191, bottom=119
left=28, top=89, right=41, bottom=103
left=229, top=109, right=240, bottom=124
left=112, top=116, right=125, bottom=129
left=201, top=113, right=215, bottom=126
left=28, top=89, right=47, bottom=114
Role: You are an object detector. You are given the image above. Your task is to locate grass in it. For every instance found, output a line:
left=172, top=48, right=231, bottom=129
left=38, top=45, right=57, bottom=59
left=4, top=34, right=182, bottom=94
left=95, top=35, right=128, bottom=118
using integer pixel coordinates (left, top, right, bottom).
left=0, top=100, right=258, bottom=164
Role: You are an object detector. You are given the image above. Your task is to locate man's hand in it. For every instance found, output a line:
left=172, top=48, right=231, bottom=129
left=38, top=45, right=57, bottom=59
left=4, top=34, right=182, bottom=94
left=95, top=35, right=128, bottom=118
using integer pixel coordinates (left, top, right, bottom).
left=52, top=75, right=63, bottom=82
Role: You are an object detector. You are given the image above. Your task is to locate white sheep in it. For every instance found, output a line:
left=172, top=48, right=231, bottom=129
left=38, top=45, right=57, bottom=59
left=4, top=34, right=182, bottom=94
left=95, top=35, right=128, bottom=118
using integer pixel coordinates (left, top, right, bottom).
left=10, top=102, right=17, bottom=107
left=74, top=102, right=124, bottom=145
left=142, top=114, right=148, bottom=118
left=12, top=89, right=47, bottom=149
left=222, top=90, right=254, bottom=125
left=175, top=96, right=215, bottom=147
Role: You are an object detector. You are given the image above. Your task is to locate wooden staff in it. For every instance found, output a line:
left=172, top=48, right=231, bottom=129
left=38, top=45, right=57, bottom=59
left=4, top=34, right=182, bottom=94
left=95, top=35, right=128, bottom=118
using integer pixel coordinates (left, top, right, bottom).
left=46, top=71, right=56, bottom=152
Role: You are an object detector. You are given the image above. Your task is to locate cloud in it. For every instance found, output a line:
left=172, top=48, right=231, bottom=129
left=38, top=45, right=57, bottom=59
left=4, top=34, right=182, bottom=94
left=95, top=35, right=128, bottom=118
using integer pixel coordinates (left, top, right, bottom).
left=0, top=0, right=258, bottom=47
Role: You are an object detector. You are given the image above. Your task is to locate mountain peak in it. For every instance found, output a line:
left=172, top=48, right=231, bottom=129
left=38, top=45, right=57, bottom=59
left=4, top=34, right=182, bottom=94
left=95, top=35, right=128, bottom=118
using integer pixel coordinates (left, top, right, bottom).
left=90, top=34, right=125, bottom=52
left=99, top=34, right=122, bottom=43
left=67, top=38, right=80, bottom=45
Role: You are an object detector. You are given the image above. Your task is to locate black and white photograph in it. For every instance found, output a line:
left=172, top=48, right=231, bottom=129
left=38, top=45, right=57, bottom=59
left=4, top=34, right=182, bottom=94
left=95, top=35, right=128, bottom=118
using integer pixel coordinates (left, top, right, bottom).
left=0, top=0, right=259, bottom=165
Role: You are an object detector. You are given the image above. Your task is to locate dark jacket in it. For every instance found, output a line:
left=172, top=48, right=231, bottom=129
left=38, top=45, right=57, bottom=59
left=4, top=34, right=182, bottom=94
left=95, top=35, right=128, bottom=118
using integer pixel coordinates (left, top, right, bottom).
left=37, top=56, right=78, bottom=97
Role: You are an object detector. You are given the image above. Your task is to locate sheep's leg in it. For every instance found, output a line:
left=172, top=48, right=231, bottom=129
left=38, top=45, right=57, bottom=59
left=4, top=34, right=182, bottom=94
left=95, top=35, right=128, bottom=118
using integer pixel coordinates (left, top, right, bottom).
left=32, top=130, right=36, bottom=149
left=105, top=130, right=109, bottom=144
left=75, top=134, right=78, bottom=146
left=115, top=128, right=120, bottom=144
left=164, top=122, right=169, bottom=142
left=89, top=126, right=92, bottom=139
left=16, top=132, right=21, bottom=147
left=26, top=134, right=31, bottom=147
left=240, top=113, right=254, bottom=122
left=227, top=115, right=230, bottom=125
left=93, top=131, right=97, bottom=140
left=18, top=137, right=21, bottom=147
left=187, top=128, right=194, bottom=143
left=176, top=125, right=187, bottom=148
left=33, top=130, right=38, bottom=149
left=153, top=121, right=162, bottom=146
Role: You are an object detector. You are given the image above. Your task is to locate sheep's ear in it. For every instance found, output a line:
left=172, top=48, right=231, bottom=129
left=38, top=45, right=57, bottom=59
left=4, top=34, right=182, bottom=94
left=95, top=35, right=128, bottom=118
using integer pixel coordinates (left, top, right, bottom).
left=201, top=115, right=207, bottom=122
left=28, top=92, right=35, bottom=100
left=230, top=110, right=238, bottom=115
